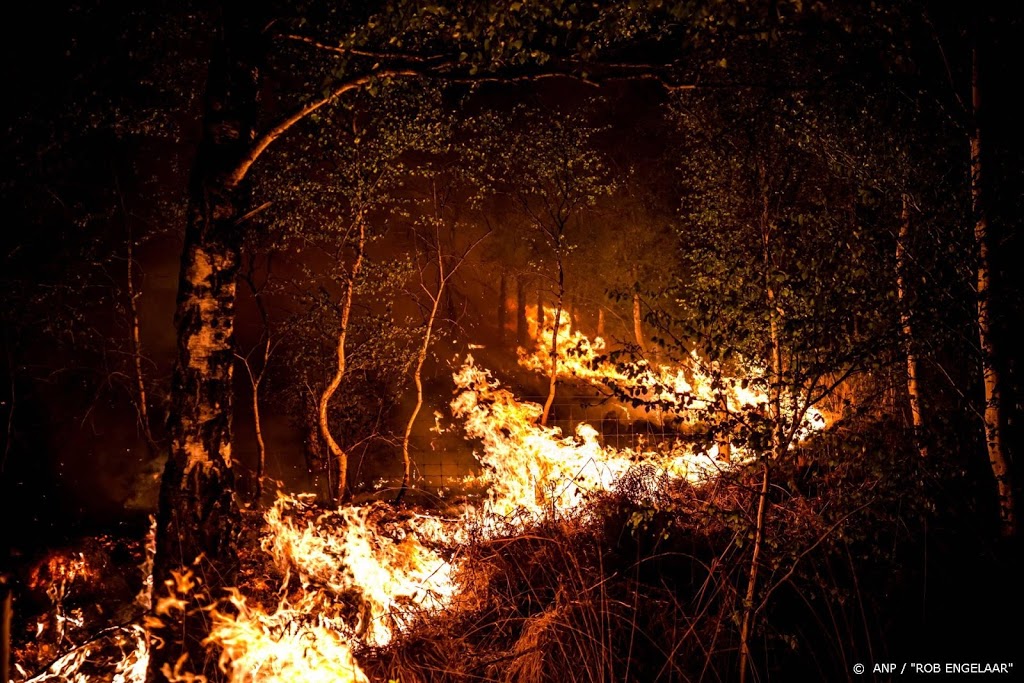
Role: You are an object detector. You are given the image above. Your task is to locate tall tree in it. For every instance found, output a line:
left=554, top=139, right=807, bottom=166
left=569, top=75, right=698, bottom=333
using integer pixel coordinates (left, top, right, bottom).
left=667, top=83, right=902, bottom=681
left=486, top=106, right=614, bottom=425
left=147, top=4, right=262, bottom=679
left=970, top=36, right=1015, bottom=537
left=397, top=158, right=490, bottom=502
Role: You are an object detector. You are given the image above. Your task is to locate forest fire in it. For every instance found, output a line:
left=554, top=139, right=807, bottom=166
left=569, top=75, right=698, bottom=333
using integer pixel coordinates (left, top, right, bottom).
left=4, top=3, right=1020, bottom=680
left=194, top=495, right=462, bottom=683
left=15, top=329, right=826, bottom=682
left=452, top=355, right=724, bottom=516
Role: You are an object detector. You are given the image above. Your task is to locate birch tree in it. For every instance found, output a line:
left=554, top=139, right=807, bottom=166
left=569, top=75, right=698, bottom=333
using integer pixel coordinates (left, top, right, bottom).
left=396, top=158, right=490, bottom=502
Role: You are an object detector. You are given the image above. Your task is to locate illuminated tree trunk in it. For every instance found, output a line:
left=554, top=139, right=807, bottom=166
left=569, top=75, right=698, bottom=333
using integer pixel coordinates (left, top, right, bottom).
left=632, top=293, right=646, bottom=352
left=597, top=306, right=605, bottom=338
left=318, top=221, right=365, bottom=505
left=516, top=276, right=528, bottom=347
left=147, top=7, right=258, bottom=680
left=250, top=349, right=267, bottom=501
left=118, top=182, right=157, bottom=454
left=739, top=461, right=770, bottom=683
left=149, top=175, right=244, bottom=683
left=540, top=256, right=565, bottom=427
left=1, top=576, right=11, bottom=683
left=537, top=287, right=545, bottom=334
left=398, top=308, right=437, bottom=502
left=897, top=195, right=928, bottom=458
left=498, top=266, right=508, bottom=346
left=127, top=247, right=155, bottom=452
left=237, top=259, right=273, bottom=504
left=971, top=45, right=1015, bottom=536
left=303, top=412, right=326, bottom=486
left=236, top=335, right=270, bottom=504
left=399, top=191, right=487, bottom=502
left=632, top=265, right=647, bottom=355
left=398, top=253, right=445, bottom=503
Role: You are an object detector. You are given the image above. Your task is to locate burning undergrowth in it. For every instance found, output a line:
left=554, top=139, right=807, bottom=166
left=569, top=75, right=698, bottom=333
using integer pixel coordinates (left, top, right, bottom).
left=13, top=323, right=866, bottom=682
left=361, top=472, right=737, bottom=683
left=359, top=439, right=926, bottom=683
left=9, top=527, right=154, bottom=682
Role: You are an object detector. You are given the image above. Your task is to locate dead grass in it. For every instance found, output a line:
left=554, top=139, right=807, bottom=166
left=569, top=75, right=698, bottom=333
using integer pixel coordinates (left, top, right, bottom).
left=360, top=421, right=940, bottom=683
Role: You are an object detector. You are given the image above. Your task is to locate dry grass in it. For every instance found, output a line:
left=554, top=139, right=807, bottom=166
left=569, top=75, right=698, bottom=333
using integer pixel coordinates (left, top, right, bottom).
left=360, top=470, right=749, bottom=683
left=360, top=419, right=941, bottom=683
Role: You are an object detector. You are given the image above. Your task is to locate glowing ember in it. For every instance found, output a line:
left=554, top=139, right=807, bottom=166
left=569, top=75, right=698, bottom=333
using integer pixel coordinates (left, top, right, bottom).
left=20, top=624, right=149, bottom=683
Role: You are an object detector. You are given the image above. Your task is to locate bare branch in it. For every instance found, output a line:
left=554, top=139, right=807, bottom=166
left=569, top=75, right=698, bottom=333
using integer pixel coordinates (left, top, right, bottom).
left=279, top=33, right=449, bottom=63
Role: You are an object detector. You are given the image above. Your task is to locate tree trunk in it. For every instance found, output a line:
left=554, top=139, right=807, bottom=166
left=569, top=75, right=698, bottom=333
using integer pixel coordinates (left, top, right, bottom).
left=318, top=221, right=365, bottom=505
left=738, top=461, right=770, bottom=683
left=971, top=44, right=1015, bottom=536
left=632, top=265, right=647, bottom=355
left=238, top=257, right=273, bottom=505
left=150, top=222, right=245, bottom=683
left=147, top=7, right=260, bottom=679
left=128, top=253, right=155, bottom=453
left=536, top=287, right=545, bottom=338
left=738, top=169, right=782, bottom=683
left=498, top=266, right=507, bottom=346
left=251, top=354, right=267, bottom=502
left=632, top=292, right=647, bottom=354
left=540, top=305, right=561, bottom=426
left=597, top=306, right=605, bottom=339
left=118, top=180, right=158, bottom=455
left=897, top=195, right=928, bottom=458
left=516, top=276, right=528, bottom=347
left=540, top=258, right=564, bottom=427
left=398, top=274, right=444, bottom=503
left=303, top=411, right=326, bottom=489
left=1, top=576, right=11, bottom=683
left=236, top=334, right=270, bottom=505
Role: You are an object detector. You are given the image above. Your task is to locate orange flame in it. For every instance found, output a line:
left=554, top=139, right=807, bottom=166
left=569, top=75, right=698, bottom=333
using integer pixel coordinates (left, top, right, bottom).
left=35, top=308, right=828, bottom=683
left=518, top=304, right=826, bottom=440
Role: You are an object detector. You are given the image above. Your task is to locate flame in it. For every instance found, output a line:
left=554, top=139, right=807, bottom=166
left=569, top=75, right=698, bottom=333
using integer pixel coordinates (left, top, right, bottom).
left=20, top=624, right=149, bottom=683
left=194, top=495, right=464, bottom=682
left=208, top=589, right=369, bottom=683
left=28, top=551, right=93, bottom=596
left=258, top=495, right=459, bottom=647
left=451, top=355, right=724, bottom=518
left=28, top=308, right=829, bottom=683
left=519, top=304, right=826, bottom=439
left=136, top=515, right=157, bottom=611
